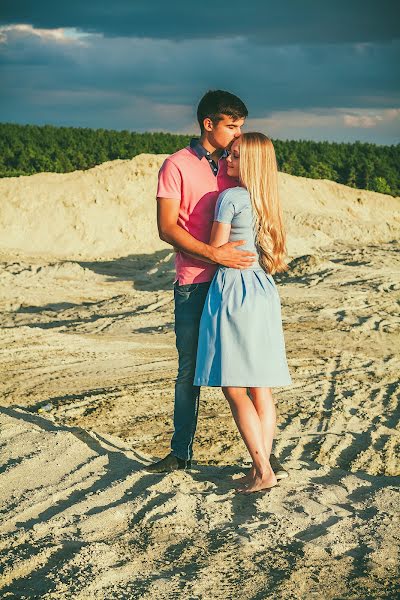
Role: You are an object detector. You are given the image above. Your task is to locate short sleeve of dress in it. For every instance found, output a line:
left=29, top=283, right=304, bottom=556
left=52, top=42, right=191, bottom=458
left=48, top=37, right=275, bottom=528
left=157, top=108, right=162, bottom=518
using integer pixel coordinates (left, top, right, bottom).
left=213, top=189, right=237, bottom=224
left=156, top=158, right=182, bottom=200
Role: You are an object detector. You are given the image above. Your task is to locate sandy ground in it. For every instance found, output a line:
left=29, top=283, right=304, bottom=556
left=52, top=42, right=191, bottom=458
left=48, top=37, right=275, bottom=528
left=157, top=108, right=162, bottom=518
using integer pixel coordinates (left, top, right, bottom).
left=0, top=156, right=399, bottom=599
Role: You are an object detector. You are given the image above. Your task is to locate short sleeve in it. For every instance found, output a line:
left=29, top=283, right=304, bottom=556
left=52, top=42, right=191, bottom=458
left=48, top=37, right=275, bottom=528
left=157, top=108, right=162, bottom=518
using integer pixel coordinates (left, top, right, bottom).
left=157, top=158, right=182, bottom=200
left=214, top=189, right=236, bottom=223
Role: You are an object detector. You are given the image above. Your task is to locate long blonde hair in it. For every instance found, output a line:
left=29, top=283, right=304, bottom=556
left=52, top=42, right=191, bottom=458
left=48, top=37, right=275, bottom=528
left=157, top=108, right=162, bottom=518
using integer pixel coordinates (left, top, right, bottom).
left=239, top=132, right=289, bottom=274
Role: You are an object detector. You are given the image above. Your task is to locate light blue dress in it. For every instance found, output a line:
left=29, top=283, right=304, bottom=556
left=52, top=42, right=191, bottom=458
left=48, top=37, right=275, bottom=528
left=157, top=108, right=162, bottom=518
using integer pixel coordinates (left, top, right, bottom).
left=193, top=187, right=292, bottom=388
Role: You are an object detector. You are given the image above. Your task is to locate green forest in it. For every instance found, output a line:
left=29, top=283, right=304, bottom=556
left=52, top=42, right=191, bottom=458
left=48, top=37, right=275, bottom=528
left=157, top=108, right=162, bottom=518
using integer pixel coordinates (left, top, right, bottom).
left=0, top=123, right=398, bottom=196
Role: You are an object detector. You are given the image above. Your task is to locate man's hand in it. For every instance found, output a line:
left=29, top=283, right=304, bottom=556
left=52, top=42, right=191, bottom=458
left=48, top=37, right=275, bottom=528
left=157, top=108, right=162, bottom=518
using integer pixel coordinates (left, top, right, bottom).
left=212, top=241, right=257, bottom=269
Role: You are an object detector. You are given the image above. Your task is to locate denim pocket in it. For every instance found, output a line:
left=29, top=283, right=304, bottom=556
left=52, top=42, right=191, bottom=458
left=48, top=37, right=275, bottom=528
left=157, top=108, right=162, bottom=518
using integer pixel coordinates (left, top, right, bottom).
left=174, top=282, right=199, bottom=296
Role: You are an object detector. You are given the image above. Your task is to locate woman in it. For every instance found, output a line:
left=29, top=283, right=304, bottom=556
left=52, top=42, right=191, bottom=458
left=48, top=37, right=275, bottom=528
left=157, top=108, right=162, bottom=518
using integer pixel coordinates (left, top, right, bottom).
left=193, top=132, right=292, bottom=494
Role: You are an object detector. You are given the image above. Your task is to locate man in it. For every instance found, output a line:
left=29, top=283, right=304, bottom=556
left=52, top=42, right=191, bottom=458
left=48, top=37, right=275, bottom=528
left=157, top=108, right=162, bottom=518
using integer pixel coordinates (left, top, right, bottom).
left=147, top=90, right=288, bottom=480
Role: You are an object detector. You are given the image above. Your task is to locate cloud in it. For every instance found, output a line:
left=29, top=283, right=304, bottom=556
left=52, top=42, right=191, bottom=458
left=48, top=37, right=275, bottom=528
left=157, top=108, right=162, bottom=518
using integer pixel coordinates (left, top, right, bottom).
left=1, top=25, right=398, bottom=107
left=246, top=108, right=400, bottom=142
left=0, top=21, right=399, bottom=143
left=0, top=23, right=89, bottom=45
left=0, top=1, right=399, bottom=44
left=343, top=108, right=400, bottom=128
left=0, top=23, right=91, bottom=67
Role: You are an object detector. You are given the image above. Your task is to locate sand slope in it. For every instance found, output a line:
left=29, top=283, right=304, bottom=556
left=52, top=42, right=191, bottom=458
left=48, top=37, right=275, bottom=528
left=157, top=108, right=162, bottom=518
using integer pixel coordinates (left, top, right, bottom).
left=0, top=156, right=399, bottom=598
left=0, top=154, right=398, bottom=260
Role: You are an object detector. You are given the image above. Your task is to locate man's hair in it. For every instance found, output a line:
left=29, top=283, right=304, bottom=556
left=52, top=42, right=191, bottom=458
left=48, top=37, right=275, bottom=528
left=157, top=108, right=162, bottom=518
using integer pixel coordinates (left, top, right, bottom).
left=197, top=90, right=248, bottom=132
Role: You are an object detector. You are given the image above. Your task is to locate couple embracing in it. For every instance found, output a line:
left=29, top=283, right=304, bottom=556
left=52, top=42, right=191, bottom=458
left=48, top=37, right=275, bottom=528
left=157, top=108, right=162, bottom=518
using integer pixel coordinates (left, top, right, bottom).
left=147, top=90, right=292, bottom=494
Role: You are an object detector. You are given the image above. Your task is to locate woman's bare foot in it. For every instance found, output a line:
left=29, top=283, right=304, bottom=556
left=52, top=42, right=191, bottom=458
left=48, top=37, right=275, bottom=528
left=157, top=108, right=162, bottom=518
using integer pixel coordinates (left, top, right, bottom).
left=235, top=466, right=278, bottom=494
left=234, top=464, right=256, bottom=485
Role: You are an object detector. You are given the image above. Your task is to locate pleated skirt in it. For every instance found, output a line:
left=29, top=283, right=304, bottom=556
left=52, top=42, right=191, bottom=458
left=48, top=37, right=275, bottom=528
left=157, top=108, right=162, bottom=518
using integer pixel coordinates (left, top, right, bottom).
left=194, top=266, right=292, bottom=387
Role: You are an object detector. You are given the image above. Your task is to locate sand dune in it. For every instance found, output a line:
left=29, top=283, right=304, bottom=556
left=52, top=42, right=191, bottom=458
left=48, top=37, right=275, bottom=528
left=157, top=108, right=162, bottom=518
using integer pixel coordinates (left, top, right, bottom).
left=0, top=154, right=398, bottom=260
left=0, top=156, right=399, bottom=598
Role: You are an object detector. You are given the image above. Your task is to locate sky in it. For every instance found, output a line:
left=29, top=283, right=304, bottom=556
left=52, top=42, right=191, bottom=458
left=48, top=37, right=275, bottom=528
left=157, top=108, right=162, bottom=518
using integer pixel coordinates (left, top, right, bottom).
left=0, top=1, right=399, bottom=144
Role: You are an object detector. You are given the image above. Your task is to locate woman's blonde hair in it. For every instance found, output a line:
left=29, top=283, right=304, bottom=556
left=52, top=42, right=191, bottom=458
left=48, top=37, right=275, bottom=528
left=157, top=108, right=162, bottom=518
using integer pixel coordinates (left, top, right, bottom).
left=238, top=132, right=289, bottom=274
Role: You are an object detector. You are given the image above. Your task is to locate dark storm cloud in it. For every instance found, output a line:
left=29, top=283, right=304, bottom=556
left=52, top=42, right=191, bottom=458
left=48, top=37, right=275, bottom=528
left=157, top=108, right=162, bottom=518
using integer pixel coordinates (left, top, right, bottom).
left=0, top=4, right=399, bottom=142
left=1, top=0, right=399, bottom=44
left=1, top=31, right=398, bottom=114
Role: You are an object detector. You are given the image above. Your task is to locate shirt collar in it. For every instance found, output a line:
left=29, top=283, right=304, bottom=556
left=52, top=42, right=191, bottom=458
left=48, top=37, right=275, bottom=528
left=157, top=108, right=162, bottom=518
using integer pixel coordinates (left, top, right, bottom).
left=190, top=138, right=229, bottom=161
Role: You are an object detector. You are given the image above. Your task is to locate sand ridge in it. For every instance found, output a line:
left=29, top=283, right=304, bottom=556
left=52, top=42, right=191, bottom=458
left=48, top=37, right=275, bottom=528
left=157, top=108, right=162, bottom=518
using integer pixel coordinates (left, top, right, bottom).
left=0, top=153, right=398, bottom=260
left=0, top=156, right=399, bottom=598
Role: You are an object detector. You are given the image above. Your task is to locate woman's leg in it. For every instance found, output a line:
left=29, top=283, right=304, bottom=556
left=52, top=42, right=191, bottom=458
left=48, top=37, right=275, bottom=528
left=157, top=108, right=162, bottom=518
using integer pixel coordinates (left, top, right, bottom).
left=250, top=387, right=277, bottom=456
left=222, top=386, right=277, bottom=493
left=235, top=388, right=277, bottom=483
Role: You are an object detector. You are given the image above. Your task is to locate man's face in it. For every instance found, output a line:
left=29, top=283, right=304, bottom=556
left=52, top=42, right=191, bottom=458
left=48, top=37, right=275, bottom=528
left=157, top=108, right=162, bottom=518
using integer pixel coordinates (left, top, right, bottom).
left=205, top=114, right=245, bottom=150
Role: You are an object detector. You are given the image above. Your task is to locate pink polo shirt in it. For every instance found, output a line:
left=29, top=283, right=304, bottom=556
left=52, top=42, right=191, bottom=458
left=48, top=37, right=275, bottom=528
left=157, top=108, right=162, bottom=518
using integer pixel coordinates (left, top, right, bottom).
left=157, top=146, right=238, bottom=285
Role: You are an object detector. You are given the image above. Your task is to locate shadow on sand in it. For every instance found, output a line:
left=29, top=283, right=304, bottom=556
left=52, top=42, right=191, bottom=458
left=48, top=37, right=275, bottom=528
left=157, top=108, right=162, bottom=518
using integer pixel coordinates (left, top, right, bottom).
left=79, top=249, right=176, bottom=292
left=1, top=406, right=399, bottom=598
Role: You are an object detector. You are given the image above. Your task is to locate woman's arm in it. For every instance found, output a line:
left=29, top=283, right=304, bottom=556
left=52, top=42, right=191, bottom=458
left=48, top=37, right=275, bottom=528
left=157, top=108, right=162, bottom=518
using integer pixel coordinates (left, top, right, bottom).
left=172, top=221, right=231, bottom=261
left=209, top=221, right=232, bottom=247
left=157, top=198, right=253, bottom=267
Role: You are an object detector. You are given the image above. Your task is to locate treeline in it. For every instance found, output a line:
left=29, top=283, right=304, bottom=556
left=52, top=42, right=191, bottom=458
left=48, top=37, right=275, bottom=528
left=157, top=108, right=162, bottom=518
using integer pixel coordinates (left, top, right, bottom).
left=0, top=123, right=398, bottom=195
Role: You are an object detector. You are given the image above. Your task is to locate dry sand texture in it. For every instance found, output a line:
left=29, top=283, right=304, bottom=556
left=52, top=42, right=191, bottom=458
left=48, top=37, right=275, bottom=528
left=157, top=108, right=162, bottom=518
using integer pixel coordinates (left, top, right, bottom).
left=0, top=155, right=399, bottom=599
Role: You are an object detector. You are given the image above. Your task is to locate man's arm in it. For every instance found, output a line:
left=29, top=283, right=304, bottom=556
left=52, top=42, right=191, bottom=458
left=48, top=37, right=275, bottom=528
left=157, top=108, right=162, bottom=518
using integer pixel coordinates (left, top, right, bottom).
left=157, top=197, right=256, bottom=268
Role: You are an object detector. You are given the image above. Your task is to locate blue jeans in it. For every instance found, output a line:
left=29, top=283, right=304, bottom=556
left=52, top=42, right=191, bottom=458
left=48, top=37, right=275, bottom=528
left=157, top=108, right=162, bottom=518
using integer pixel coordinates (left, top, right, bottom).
left=171, top=280, right=211, bottom=461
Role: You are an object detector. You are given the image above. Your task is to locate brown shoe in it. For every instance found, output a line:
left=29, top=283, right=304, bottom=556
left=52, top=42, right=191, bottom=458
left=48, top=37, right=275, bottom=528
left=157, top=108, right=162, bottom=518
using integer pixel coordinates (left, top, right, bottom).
left=144, top=452, right=192, bottom=473
left=270, top=453, right=289, bottom=480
